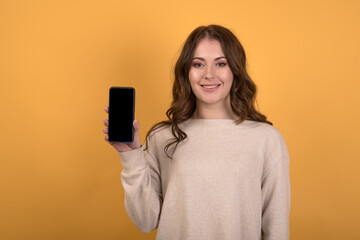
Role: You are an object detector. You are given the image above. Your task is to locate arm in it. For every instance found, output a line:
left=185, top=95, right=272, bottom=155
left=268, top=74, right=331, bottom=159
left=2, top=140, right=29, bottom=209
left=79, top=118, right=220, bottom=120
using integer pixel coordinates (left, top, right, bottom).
left=118, top=146, right=163, bottom=233
left=261, top=130, right=291, bottom=240
left=102, top=108, right=162, bottom=233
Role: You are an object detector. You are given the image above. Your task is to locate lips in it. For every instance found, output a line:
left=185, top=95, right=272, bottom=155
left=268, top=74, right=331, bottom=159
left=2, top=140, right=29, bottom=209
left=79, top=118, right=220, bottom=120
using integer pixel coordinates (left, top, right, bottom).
left=200, top=84, right=221, bottom=89
left=200, top=84, right=221, bottom=92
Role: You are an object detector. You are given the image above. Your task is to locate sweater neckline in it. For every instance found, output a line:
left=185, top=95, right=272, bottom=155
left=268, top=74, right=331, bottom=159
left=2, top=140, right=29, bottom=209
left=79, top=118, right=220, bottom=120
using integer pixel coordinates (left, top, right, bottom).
left=179, top=118, right=258, bottom=131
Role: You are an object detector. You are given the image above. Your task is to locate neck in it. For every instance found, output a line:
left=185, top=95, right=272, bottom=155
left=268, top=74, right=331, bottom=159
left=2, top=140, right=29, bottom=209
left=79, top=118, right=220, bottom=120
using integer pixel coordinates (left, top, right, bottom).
left=192, top=98, right=239, bottom=120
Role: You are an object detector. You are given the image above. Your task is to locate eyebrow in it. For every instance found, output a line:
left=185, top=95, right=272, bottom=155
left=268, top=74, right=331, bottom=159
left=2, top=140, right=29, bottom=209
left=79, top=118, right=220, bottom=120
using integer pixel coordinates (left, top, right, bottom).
left=192, top=56, right=226, bottom=61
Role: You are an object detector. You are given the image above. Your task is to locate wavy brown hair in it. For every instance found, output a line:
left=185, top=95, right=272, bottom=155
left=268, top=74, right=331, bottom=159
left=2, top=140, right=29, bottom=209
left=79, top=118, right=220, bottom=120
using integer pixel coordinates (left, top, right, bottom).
left=144, top=24, right=272, bottom=159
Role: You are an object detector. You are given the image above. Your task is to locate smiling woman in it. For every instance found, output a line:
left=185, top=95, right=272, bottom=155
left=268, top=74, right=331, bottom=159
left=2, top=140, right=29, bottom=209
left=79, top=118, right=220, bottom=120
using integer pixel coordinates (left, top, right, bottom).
left=144, top=24, right=273, bottom=158
left=188, top=38, right=235, bottom=118
left=103, top=24, right=291, bottom=240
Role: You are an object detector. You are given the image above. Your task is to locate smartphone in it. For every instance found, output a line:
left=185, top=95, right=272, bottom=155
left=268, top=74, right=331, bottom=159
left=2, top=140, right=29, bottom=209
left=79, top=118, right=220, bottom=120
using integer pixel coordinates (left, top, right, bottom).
left=108, top=87, right=135, bottom=142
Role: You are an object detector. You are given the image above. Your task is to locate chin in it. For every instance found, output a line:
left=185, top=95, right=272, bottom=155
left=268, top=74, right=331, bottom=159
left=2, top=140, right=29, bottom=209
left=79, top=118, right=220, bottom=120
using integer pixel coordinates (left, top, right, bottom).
left=197, top=93, right=231, bottom=105
left=199, top=98, right=224, bottom=105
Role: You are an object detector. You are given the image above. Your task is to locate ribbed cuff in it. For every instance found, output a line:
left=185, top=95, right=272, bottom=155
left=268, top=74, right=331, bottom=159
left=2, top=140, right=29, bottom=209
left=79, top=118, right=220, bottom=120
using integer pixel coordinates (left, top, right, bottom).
left=117, top=146, right=147, bottom=173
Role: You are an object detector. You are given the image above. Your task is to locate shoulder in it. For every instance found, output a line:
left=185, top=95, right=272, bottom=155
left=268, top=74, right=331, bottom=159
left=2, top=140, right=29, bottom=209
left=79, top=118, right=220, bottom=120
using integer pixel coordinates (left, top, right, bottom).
left=253, top=121, right=284, bottom=137
left=241, top=120, right=285, bottom=141
left=256, top=122, right=290, bottom=164
left=148, top=123, right=172, bottom=137
left=146, top=123, right=173, bottom=146
left=245, top=121, right=289, bottom=160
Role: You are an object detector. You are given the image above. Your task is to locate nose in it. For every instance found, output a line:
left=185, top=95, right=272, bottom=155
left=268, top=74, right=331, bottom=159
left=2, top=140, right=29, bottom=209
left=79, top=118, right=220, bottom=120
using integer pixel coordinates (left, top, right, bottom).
left=204, top=64, right=214, bottom=80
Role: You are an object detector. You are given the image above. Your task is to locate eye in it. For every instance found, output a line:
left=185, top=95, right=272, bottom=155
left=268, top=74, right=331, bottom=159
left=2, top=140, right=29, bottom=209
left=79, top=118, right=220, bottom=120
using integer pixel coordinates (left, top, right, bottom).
left=216, top=62, right=227, bottom=67
left=192, top=62, right=204, bottom=68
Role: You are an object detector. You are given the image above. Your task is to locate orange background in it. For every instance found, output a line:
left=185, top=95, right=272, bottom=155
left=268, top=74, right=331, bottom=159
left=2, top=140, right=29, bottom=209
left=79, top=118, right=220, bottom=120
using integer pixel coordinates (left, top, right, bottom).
left=1, top=0, right=359, bottom=239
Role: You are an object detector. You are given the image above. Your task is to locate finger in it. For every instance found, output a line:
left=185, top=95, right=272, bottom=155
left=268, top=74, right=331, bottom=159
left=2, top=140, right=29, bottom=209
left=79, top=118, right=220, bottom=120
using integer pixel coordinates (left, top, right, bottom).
left=103, top=128, right=108, bottom=133
left=133, top=119, right=140, bottom=131
left=103, top=119, right=108, bottom=126
left=104, top=135, right=114, bottom=146
left=104, top=106, right=109, bottom=113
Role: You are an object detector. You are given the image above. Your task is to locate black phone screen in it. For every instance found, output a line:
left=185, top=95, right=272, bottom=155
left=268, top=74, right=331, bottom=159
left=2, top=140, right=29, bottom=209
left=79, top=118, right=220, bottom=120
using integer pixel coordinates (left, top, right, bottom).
left=108, top=87, right=135, bottom=142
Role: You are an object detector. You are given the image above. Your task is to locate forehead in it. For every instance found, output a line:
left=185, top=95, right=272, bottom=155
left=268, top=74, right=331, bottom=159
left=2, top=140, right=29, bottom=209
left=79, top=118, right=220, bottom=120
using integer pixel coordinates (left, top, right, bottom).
left=193, top=38, right=224, bottom=57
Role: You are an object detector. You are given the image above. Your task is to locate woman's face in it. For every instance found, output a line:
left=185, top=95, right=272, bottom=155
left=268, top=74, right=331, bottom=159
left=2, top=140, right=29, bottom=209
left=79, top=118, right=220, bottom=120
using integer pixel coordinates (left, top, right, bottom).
left=189, top=38, right=234, bottom=108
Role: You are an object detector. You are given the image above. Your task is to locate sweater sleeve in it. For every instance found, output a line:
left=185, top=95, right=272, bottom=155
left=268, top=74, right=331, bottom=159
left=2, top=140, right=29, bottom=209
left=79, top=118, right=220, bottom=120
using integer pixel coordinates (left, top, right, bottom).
left=261, top=130, right=291, bottom=240
left=118, top=145, right=163, bottom=233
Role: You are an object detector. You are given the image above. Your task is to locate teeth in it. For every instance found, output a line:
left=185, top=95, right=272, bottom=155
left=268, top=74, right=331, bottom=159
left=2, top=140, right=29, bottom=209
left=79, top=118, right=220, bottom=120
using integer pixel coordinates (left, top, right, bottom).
left=202, top=85, right=219, bottom=89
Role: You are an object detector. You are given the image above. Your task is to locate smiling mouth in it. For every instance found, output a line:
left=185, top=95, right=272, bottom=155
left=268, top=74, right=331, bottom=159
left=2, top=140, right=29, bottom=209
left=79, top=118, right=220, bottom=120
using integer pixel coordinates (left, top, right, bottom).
left=201, top=84, right=221, bottom=89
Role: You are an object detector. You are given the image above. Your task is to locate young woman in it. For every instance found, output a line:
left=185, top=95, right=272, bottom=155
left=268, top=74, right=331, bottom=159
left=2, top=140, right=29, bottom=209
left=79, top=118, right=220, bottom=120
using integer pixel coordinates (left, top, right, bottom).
left=103, top=25, right=291, bottom=240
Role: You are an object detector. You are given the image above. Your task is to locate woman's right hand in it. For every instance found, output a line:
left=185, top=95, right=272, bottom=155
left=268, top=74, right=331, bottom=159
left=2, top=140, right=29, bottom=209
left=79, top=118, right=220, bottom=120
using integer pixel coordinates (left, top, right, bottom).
left=103, top=106, right=142, bottom=152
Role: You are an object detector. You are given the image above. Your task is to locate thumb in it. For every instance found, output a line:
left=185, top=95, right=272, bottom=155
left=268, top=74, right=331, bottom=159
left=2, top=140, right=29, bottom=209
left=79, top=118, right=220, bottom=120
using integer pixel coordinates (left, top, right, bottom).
left=130, top=119, right=141, bottom=149
left=133, top=119, right=140, bottom=132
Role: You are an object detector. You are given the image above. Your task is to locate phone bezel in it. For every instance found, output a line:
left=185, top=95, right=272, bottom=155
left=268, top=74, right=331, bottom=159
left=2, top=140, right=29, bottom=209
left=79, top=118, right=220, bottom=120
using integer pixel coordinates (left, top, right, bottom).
left=108, top=86, right=135, bottom=143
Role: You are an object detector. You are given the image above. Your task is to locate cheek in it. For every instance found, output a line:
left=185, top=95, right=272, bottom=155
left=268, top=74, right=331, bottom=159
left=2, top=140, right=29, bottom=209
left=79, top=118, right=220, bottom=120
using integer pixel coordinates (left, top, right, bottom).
left=221, top=69, right=234, bottom=82
left=189, top=69, right=202, bottom=82
left=189, top=71, right=201, bottom=92
left=220, top=70, right=234, bottom=91
left=188, top=72, right=198, bottom=91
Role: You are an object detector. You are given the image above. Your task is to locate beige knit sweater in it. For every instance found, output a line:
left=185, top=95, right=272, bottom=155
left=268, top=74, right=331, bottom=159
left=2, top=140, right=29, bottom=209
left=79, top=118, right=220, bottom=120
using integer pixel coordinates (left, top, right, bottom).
left=118, top=119, right=291, bottom=240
